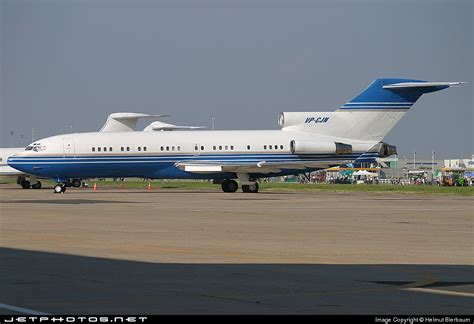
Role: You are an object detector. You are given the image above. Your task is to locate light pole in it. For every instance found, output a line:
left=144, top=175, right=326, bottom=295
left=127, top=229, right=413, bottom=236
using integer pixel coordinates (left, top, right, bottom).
left=413, top=148, right=416, bottom=170
left=211, top=116, right=215, bottom=131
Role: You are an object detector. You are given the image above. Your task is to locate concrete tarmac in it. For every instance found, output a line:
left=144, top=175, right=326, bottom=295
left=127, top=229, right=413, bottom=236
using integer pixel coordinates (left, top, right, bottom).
left=0, top=185, right=473, bottom=314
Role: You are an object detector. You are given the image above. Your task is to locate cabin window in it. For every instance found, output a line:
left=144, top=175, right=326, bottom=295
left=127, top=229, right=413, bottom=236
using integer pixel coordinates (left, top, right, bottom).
left=109, top=147, right=113, bottom=151
left=177, top=146, right=181, bottom=151
left=201, top=145, right=204, bottom=151
left=121, top=147, right=124, bottom=152
left=160, top=146, right=164, bottom=151
left=103, top=147, right=107, bottom=152
left=172, top=146, right=175, bottom=151
left=98, top=147, right=101, bottom=152
left=247, top=145, right=251, bottom=150
left=92, top=147, right=95, bottom=152
left=138, top=147, right=141, bottom=151
left=126, top=147, right=130, bottom=151
left=166, top=146, right=169, bottom=151
left=219, top=146, right=222, bottom=150
left=269, top=145, right=272, bottom=149
left=280, top=145, right=283, bottom=149
left=213, top=146, right=216, bottom=150
left=264, top=145, right=267, bottom=150
left=143, top=147, right=147, bottom=152
left=194, top=145, right=198, bottom=151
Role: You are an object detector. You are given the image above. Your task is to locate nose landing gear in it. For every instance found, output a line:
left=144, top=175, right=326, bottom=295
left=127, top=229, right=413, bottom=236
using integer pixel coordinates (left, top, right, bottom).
left=53, top=184, right=66, bottom=194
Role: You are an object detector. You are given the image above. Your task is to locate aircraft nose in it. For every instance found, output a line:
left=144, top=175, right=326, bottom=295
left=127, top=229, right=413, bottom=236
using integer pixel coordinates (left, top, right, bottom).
left=7, top=156, right=17, bottom=168
left=7, top=155, right=24, bottom=170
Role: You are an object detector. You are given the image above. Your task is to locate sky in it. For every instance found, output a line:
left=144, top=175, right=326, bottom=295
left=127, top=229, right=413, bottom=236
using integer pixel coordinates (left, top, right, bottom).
left=1, top=0, right=472, bottom=159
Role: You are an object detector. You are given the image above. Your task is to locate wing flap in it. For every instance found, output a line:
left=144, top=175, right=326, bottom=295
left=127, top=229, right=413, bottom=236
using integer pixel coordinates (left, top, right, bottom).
left=175, top=160, right=344, bottom=174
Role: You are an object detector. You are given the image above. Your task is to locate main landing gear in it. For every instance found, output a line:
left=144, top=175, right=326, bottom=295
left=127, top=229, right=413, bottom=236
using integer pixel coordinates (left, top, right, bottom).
left=221, top=179, right=239, bottom=193
left=17, top=176, right=41, bottom=189
left=220, top=179, right=259, bottom=193
left=71, top=179, right=82, bottom=188
left=242, top=182, right=259, bottom=193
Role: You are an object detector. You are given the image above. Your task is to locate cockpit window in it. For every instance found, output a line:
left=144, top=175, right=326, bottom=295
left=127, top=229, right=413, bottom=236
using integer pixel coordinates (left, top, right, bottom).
left=35, top=146, right=45, bottom=152
left=26, top=145, right=46, bottom=152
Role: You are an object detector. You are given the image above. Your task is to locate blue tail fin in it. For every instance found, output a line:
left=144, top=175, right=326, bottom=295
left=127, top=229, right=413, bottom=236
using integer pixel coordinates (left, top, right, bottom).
left=339, top=78, right=450, bottom=111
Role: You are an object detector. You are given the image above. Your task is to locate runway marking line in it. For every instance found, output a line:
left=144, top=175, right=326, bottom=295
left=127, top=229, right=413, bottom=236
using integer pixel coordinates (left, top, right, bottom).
left=0, top=303, right=50, bottom=315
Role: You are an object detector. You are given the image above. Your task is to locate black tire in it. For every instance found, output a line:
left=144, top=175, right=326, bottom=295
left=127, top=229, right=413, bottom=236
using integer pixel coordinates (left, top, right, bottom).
left=32, top=181, right=42, bottom=189
left=54, top=184, right=63, bottom=194
left=242, top=183, right=259, bottom=193
left=221, top=180, right=238, bottom=193
left=21, top=180, right=31, bottom=189
left=72, top=179, right=81, bottom=188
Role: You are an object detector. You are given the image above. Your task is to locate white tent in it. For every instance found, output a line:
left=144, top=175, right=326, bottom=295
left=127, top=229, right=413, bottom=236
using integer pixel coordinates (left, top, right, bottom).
left=353, top=170, right=378, bottom=177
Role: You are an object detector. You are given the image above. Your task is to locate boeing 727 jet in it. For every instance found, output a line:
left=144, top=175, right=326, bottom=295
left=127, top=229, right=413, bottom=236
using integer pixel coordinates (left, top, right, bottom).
left=8, top=78, right=464, bottom=193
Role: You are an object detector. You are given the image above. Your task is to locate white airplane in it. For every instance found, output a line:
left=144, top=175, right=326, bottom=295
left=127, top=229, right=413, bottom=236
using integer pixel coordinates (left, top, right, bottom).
left=8, top=78, right=464, bottom=194
left=1, top=114, right=200, bottom=189
left=0, top=148, right=43, bottom=188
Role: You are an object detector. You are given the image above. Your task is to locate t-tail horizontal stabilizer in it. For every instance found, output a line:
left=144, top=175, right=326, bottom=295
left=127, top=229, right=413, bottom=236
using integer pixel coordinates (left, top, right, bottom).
left=143, top=121, right=206, bottom=131
left=100, top=113, right=169, bottom=132
left=339, top=79, right=465, bottom=111
left=280, top=78, right=465, bottom=142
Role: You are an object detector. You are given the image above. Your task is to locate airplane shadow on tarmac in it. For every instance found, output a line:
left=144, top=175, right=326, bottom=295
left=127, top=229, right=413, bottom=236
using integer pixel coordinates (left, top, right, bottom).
left=0, top=248, right=473, bottom=315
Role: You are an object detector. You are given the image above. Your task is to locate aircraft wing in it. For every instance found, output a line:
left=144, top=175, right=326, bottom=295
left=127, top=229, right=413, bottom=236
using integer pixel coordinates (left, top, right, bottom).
left=175, top=160, right=344, bottom=174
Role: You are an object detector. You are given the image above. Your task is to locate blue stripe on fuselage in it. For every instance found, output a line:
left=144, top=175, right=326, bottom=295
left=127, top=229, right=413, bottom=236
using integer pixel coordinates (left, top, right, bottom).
left=7, top=152, right=374, bottom=179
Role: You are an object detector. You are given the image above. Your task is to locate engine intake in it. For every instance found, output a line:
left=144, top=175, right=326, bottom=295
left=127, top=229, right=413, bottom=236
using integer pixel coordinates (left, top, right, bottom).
left=290, top=140, right=352, bottom=155
left=369, top=142, right=397, bottom=157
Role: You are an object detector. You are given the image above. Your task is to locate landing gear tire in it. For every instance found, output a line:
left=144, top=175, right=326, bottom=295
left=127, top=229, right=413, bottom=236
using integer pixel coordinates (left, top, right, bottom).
left=21, top=180, right=31, bottom=189
left=32, top=181, right=42, bottom=189
left=242, top=182, right=259, bottom=193
left=221, top=179, right=238, bottom=193
left=54, top=184, right=66, bottom=194
left=71, top=179, right=82, bottom=188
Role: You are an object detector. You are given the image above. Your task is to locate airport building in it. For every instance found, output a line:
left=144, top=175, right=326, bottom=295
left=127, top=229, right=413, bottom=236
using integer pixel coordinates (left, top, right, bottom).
left=299, top=153, right=474, bottom=186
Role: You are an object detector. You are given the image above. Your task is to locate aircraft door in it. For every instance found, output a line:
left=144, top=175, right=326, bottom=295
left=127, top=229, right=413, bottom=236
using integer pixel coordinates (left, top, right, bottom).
left=62, top=138, right=76, bottom=157
left=193, top=144, right=200, bottom=156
